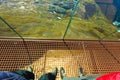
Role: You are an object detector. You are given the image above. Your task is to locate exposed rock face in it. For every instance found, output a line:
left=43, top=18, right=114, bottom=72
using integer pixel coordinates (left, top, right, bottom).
left=95, top=0, right=116, bottom=22
left=83, top=2, right=96, bottom=19
left=95, top=0, right=120, bottom=22
left=0, top=0, right=119, bottom=22
left=106, top=5, right=116, bottom=21
left=48, top=0, right=118, bottom=22
left=0, top=0, right=35, bottom=10
left=49, top=1, right=97, bottom=19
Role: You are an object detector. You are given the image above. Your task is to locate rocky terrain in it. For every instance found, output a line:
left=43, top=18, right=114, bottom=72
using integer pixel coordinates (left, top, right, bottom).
left=0, top=0, right=119, bottom=21
left=95, top=0, right=120, bottom=22
left=0, top=0, right=35, bottom=10
left=0, top=0, right=119, bottom=40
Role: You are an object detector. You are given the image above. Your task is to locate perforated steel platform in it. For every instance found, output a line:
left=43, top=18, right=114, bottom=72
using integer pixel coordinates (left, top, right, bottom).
left=0, top=38, right=120, bottom=79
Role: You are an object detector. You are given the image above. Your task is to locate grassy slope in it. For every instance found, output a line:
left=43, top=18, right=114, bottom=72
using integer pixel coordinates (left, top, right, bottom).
left=0, top=4, right=119, bottom=40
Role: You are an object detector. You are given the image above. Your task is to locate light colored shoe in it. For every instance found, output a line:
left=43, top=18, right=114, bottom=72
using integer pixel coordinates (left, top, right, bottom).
left=60, top=67, right=66, bottom=79
left=27, top=66, right=33, bottom=72
left=52, top=67, right=58, bottom=76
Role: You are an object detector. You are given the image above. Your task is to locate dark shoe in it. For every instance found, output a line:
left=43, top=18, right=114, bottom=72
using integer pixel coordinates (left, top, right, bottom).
left=79, top=67, right=83, bottom=77
left=52, top=67, right=58, bottom=76
left=60, top=67, right=66, bottom=79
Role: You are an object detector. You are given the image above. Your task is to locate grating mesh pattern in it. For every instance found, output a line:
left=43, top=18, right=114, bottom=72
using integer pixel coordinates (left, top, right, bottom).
left=0, top=39, right=120, bottom=79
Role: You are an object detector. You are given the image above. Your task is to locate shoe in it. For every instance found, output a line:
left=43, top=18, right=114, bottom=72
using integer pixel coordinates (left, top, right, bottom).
left=52, top=67, right=58, bottom=76
left=79, top=67, right=83, bottom=77
left=60, top=67, right=66, bottom=79
left=27, top=66, right=33, bottom=72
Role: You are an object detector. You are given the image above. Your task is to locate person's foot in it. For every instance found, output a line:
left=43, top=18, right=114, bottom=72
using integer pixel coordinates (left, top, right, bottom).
left=52, top=67, right=58, bottom=76
left=27, top=66, right=33, bottom=72
left=60, top=67, right=66, bottom=79
left=79, top=67, right=83, bottom=77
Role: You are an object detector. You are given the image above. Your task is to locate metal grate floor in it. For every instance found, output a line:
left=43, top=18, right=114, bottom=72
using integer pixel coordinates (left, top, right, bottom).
left=0, top=38, right=120, bottom=79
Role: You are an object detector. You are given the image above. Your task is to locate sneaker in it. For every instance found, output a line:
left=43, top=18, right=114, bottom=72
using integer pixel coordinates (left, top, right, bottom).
left=60, top=67, right=66, bottom=79
left=27, top=66, right=33, bottom=72
left=52, top=67, right=58, bottom=76
left=79, top=67, right=83, bottom=77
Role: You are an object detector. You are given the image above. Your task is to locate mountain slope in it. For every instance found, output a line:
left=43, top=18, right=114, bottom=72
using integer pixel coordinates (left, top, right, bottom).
left=0, top=0, right=119, bottom=40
